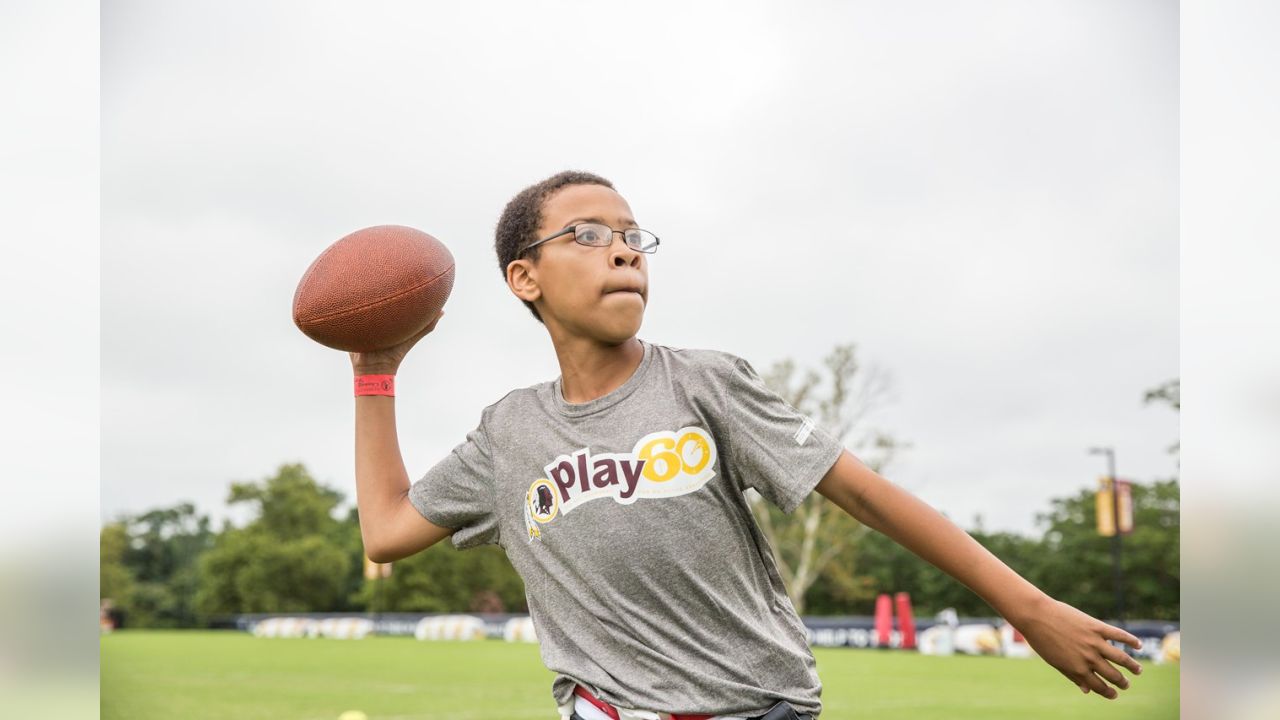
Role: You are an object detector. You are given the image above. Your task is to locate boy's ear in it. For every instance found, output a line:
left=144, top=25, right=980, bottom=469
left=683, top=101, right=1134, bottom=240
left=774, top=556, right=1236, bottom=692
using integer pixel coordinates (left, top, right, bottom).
left=506, top=259, right=542, bottom=303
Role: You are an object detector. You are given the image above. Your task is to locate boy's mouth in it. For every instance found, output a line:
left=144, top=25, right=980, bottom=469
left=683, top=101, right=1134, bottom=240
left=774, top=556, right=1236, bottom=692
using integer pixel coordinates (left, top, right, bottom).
left=603, top=281, right=646, bottom=297
left=603, top=290, right=644, bottom=304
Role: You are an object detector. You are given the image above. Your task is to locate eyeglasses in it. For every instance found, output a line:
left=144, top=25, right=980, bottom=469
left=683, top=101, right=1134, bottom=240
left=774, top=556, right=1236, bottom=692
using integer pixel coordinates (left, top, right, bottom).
left=519, top=223, right=661, bottom=257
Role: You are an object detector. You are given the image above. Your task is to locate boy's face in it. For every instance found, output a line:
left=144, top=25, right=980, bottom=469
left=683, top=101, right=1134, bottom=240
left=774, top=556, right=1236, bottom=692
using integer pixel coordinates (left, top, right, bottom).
left=509, top=183, right=649, bottom=345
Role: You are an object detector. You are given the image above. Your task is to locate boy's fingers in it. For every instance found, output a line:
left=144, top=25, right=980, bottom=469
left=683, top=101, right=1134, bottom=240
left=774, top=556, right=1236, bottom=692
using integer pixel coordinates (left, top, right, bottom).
left=1092, top=658, right=1130, bottom=691
left=1104, top=624, right=1142, bottom=650
left=414, top=311, right=445, bottom=337
left=1099, top=642, right=1143, bottom=676
left=1082, top=671, right=1117, bottom=699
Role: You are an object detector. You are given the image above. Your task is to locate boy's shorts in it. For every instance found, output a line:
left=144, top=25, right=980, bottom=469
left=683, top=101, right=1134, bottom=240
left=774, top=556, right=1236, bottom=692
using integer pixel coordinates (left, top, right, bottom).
left=563, top=683, right=814, bottom=720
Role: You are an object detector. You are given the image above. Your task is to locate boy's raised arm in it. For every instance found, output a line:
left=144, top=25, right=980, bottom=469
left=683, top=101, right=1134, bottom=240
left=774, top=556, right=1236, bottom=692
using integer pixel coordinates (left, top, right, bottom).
left=815, top=448, right=1144, bottom=700
left=350, top=311, right=453, bottom=562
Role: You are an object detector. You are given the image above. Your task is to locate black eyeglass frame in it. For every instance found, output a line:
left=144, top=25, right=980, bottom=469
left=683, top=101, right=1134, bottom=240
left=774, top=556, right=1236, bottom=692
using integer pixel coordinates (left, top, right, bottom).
left=518, top=223, right=661, bottom=258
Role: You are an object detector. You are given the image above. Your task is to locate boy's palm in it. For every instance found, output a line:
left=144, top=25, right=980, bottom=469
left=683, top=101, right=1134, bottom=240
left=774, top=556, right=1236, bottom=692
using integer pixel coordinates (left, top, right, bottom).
left=1018, top=598, right=1144, bottom=699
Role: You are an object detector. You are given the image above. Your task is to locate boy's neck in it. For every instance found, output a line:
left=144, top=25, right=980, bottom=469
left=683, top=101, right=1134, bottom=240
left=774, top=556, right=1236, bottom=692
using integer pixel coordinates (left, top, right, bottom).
left=552, top=335, right=644, bottom=404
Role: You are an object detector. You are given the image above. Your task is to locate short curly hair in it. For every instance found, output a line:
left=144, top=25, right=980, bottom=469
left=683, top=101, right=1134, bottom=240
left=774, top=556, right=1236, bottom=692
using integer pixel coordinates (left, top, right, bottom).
left=494, top=170, right=616, bottom=324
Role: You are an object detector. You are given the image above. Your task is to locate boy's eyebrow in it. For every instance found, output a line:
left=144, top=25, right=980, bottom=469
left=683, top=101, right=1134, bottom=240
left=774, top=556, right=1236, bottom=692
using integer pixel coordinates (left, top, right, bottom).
left=561, top=216, right=639, bottom=229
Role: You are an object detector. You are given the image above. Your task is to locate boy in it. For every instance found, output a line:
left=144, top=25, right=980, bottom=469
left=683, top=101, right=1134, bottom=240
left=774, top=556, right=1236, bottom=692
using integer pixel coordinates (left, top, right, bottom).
left=349, top=171, right=1144, bottom=719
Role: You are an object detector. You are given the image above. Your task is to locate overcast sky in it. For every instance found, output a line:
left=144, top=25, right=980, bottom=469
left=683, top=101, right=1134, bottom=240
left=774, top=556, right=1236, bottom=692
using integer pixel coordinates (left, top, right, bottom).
left=100, top=0, right=1177, bottom=537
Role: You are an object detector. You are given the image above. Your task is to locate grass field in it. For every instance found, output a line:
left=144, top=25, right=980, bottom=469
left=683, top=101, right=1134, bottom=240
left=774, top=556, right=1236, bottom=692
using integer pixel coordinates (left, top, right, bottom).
left=101, top=630, right=1178, bottom=719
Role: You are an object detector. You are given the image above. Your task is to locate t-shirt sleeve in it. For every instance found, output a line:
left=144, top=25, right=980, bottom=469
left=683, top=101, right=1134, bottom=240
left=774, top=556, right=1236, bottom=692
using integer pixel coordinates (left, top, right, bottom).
left=407, top=410, right=500, bottom=550
left=712, top=353, right=846, bottom=514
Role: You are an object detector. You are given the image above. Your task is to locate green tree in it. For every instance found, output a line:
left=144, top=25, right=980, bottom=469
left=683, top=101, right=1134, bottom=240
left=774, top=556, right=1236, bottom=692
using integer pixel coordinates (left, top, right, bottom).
left=808, top=376, right=1181, bottom=620
left=354, top=543, right=526, bottom=614
left=193, top=464, right=352, bottom=620
left=100, top=522, right=137, bottom=617
left=808, top=479, right=1179, bottom=622
left=752, top=343, right=907, bottom=614
left=1032, top=479, right=1179, bottom=620
left=123, top=503, right=213, bottom=581
left=806, top=513, right=1041, bottom=618
left=120, top=502, right=214, bottom=627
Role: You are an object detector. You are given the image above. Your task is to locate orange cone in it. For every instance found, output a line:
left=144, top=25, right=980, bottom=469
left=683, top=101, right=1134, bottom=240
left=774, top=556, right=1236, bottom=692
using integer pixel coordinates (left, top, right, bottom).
left=895, top=592, right=916, bottom=650
left=874, top=593, right=893, bottom=648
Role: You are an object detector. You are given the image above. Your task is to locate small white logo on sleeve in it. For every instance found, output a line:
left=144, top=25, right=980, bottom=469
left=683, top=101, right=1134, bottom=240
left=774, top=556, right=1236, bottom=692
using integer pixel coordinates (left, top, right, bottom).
left=793, top=416, right=816, bottom=446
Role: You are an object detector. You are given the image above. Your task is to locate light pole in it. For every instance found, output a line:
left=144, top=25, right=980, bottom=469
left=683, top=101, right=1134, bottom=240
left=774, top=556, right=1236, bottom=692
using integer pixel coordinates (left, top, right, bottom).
left=1088, top=446, right=1126, bottom=630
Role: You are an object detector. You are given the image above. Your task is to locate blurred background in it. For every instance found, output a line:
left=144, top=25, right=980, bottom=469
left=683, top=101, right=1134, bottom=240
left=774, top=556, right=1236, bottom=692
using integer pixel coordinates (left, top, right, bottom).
left=96, top=1, right=1181, bottom=716
left=4, top=0, right=1276, bottom=719
left=98, top=0, right=1179, bottom=541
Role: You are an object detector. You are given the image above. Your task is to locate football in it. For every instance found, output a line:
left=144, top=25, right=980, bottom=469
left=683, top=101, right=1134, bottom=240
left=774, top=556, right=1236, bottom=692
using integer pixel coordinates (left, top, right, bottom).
left=292, top=225, right=454, bottom=352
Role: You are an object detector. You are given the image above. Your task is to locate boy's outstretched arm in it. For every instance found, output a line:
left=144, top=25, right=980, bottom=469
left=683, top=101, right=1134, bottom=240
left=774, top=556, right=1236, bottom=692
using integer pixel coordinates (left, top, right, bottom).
left=350, top=311, right=454, bottom=563
left=814, top=449, right=1144, bottom=700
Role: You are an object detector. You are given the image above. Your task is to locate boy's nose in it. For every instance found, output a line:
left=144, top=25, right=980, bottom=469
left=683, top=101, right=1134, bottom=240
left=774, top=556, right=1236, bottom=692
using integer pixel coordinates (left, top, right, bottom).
left=610, top=237, right=641, bottom=266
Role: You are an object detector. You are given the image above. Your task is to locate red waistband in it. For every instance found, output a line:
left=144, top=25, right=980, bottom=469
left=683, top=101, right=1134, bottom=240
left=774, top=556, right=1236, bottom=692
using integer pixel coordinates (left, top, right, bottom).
left=574, top=684, right=715, bottom=720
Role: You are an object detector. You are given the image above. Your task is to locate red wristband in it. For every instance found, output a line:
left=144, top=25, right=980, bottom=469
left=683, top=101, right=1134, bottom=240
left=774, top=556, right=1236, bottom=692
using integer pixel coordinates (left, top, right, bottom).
left=354, top=374, right=395, bottom=397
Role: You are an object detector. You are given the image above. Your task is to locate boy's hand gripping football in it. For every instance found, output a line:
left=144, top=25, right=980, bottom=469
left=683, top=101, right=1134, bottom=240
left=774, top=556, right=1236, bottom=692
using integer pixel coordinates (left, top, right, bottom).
left=349, top=310, right=444, bottom=376
left=1017, top=598, right=1144, bottom=699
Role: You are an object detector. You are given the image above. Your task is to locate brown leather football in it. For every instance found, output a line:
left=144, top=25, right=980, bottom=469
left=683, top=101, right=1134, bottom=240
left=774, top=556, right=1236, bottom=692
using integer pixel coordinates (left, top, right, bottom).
left=292, top=225, right=454, bottom=352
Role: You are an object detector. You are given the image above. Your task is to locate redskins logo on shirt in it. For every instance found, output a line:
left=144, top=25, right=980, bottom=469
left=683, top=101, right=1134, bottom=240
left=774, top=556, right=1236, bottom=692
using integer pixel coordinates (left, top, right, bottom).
left=524, top=426, right=718, bottom=542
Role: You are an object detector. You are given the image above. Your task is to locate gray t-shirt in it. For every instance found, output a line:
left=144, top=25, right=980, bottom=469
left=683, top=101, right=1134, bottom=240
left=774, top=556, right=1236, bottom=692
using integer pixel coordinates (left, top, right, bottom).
left=408, top=337, right=845, bottom=717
